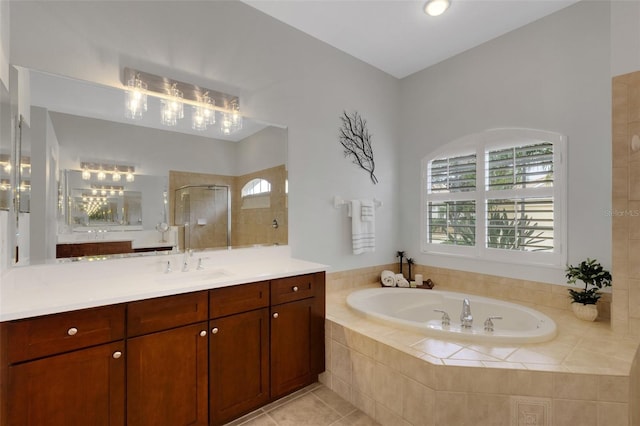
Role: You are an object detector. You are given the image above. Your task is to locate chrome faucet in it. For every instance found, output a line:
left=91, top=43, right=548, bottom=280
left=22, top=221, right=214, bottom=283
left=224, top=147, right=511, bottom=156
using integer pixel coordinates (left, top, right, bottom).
left=182, top=249, right=193, bottom=272
left=460, top=298, right=473, bottom=328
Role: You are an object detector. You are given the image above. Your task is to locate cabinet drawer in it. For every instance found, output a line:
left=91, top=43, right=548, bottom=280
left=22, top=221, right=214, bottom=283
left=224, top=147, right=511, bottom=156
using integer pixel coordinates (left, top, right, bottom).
left=6, top=304, right=125, bottom=363
left=271, top=274, right=317, bottom=305
left=210, top=281, right=270, bottom=318
left=128, top=291, right=208, bottom=337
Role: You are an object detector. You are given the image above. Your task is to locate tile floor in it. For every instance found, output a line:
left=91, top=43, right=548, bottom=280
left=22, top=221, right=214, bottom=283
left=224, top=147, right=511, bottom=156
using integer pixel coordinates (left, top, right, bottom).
left=223, top=383, right=380, bottom=426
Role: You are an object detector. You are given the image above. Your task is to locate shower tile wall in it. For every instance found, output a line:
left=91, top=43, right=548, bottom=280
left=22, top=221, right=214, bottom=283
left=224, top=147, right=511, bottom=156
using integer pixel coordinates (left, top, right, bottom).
left=612, top=71, right=640, bottom=337
left=232, top=164, right=287, bottom=247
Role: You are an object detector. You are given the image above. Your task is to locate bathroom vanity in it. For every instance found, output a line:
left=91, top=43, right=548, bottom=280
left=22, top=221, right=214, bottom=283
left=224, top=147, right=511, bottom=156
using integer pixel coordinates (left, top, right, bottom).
left=0, top=247, right=326, bottom=426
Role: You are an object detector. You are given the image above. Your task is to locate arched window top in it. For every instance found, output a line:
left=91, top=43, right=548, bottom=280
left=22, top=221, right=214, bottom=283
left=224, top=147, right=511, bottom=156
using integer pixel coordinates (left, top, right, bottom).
left=241, top=178, right=271, bottom=197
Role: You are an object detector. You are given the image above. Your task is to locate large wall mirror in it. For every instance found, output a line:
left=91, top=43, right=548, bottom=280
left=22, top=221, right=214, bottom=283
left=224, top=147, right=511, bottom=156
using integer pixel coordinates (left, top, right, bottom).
left=12, top=68, right=287, bottom=265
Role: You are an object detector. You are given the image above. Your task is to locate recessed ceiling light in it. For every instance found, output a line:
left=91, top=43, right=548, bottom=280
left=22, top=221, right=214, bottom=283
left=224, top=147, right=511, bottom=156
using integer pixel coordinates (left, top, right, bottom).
left=424, top=0, right=450, bottom=17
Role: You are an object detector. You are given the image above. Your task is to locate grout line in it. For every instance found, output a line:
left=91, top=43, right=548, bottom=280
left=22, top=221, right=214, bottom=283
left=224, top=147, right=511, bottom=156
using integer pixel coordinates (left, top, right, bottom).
left=263, top=411, right=280, bottom=426
left=307, top=388, right=351, bottom=422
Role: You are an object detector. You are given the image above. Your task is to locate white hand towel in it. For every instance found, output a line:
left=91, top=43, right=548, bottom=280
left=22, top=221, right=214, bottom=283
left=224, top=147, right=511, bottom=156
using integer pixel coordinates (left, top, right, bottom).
left=351, top=200, right=375, bottom=254
left=381, top=270, right=396, bottom=287
left=395, top=274, right=410, bottom=288
left=361, top=200, right=374, bottom=222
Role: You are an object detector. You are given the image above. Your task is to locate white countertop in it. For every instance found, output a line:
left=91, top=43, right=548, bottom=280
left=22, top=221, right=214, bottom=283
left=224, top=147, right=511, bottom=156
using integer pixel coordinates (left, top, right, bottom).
left=0, top=246, right=327, bottom=322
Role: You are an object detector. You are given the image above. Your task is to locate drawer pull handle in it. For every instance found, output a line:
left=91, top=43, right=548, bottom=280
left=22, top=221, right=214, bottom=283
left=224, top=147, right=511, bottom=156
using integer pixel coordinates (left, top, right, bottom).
left=292, top=286, right=299, bottom=292
left=199, top=330, right=207, bottom=337
left=112, top=351, right=122, bottom=359
left=211, top=327, right=219, bottom=334
left=67, top=327, right=78, bottom=336
left=273, top=312, right=279, bottom=319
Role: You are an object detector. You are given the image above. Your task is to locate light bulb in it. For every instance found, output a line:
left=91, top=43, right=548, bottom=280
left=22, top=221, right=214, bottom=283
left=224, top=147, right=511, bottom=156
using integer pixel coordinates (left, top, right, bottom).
left=125, top=74, right=147, bottom=120
left=424, top=0, right=450, bottom=16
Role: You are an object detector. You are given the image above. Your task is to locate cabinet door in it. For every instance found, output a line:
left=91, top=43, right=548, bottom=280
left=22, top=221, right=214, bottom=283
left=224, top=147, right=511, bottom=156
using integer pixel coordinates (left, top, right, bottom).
left=271, top=297, right=322, bottom=399
left=210, top=308, right=269, bottom=426
left=7, top=341, right=125, bottom=426
left=127, top=322, right=208, bottom=426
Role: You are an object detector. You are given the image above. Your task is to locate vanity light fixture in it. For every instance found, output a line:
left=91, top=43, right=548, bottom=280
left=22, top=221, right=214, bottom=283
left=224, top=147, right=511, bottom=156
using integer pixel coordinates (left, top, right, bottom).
left=82, top=167, right=91, bottom=180
left=192, top=92, right=216, bottom=131
left=126, top=170, right=135, bottom=183
left=122, top=67, right=242, bottom=134
left=125, top=72, right=148, bottom=120
left=80, top=162, right=135, bottom=182
left=221, top=99, right=243, bottom=135
left=424, top=0, right=450, bottom=16
left=3, top=155, right=30, bottom=176
left=160, top=83, right=184, bottom=126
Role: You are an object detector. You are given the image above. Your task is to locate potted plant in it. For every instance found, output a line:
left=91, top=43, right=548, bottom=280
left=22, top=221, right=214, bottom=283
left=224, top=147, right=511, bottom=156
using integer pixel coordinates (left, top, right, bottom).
left=565, top=258, right=612, bottom=321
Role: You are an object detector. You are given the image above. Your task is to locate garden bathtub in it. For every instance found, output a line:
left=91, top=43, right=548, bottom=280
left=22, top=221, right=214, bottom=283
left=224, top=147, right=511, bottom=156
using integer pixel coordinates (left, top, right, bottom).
left=346, top=287, right=557, bottom=344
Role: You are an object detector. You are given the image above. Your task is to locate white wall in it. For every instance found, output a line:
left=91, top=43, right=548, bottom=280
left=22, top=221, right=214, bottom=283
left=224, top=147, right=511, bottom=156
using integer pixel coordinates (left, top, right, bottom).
left=398, top=1, right=612, bottom=285
left=28, top=107, right=59, bottom=263
left=236, top=126, right=287, bottom=176
left=9, top=1, right=400, bottom=271
left=0, top=0, right=8, bottom=90
left=611, top=0, right=640, bottom=77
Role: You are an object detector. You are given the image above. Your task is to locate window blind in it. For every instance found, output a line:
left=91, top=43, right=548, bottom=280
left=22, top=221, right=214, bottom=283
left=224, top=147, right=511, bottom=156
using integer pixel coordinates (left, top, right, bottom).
left=487, top=143, right=553, bottom=190
left=430, top=153, right=476, bottom=193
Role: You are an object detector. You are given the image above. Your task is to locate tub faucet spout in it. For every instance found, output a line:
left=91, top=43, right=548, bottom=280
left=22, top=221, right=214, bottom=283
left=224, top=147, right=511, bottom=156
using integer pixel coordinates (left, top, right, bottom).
left=460, top=298, right=473, bottom=328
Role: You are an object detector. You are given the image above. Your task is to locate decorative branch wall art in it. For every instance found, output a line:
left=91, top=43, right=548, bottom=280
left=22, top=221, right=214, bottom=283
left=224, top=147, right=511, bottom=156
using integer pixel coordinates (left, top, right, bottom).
left=339, top=111, right=378, bottom=184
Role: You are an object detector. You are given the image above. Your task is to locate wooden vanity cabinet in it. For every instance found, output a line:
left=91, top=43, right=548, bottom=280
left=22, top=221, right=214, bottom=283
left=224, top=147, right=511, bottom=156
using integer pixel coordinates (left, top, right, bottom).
left=209, top=281, right=270, bottom=426
left=270, top=272, right=325, bottom=399
left=3, top=305, right=126, bottom=426
left=1, top=271, right=326, bottom=426
left=126, top=291, right=209, bottom=426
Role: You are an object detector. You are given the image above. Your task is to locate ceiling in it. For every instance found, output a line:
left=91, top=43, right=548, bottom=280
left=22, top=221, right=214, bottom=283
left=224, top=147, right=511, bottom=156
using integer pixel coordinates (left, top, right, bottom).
left=243, top=0, right=581, bottom=79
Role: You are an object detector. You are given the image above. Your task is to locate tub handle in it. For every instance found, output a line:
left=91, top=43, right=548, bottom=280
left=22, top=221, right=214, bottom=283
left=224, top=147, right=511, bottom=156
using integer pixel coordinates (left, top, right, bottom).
left=484, top=316, right=502, bottom=332
left=433, top=309, right=450, bottom=326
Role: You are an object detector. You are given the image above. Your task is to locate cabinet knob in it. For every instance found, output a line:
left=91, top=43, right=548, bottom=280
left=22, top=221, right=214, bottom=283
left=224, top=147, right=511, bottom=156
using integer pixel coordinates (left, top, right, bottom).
left=273, top=312, right=279, bottom=319
left=292, top=286, right=299, bottom=292
left=199, top=330, right=207, bottom=337
left=112, top=351, right=122, bottom=359
left=211, top=327, right=219, bottom=334
left=67, top=327, right=78, bottom=336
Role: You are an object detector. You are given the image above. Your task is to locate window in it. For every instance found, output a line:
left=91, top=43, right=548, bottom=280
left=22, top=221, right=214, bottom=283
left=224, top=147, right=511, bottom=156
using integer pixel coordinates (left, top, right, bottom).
left=422, top=129, right=565, bottom=266
left=241, top=178, right=271, bottom=209
left=241, top=178, right=271, bottom=197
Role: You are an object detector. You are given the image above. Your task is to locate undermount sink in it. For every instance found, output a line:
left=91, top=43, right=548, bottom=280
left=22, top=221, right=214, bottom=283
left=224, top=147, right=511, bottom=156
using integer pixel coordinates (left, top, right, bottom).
left=156, top=268, right=231, bottom=284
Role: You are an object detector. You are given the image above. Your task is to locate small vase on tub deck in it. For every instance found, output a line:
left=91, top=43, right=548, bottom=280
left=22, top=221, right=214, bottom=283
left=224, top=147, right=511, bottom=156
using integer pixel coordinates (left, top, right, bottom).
left=571, top=303, right=598, bottom=321
left=565, top=258, right=611, bottom=321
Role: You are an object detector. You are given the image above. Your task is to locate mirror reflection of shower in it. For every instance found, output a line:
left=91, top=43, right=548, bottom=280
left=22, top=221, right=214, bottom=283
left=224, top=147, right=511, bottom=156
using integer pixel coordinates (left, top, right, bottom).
left=174, top=184, right=230, bottom=251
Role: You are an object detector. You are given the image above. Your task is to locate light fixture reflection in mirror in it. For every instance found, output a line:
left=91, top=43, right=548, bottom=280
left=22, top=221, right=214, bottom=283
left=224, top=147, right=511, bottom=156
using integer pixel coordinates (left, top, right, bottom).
left=81, top=162, right=135, bottom=182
